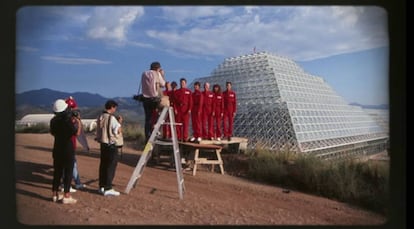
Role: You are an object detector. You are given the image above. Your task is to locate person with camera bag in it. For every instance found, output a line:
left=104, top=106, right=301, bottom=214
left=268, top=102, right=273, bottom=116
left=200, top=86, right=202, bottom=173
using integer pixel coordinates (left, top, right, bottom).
left=50, top=99, right=78, bottom=204
left=139, top=61, right=166, bottom=142
left=95, top=100, right=123, bottom=196
left=59, top=96, right=87, bottom=192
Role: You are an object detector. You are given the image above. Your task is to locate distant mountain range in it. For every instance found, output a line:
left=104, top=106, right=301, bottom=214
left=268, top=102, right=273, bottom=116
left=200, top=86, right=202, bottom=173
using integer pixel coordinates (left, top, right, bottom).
left=15, top=88, right=144, bottom=120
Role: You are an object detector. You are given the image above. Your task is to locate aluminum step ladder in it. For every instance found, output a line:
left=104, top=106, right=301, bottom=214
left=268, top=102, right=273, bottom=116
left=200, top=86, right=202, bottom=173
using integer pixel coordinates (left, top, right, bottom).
left=124, top=106, right=185, bottom=199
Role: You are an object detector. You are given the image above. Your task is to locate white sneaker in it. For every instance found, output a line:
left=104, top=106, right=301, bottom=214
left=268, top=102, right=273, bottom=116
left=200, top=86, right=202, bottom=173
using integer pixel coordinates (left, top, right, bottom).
left=196, top=137, right=202, bottom=142
left=190, top=137, right=196, bottom=142
left=181, top=158, right=186, bottom=164
left=75, top=184, right=87, bottom=190
left=217, top=137, right=221, bottom=141
left=62, top=196, right=77, bottom=204
left=61, top=187, right=77, bottom=193
left=99, top=187, right=105, bottom=194
left=104, top=189, right=120, bottom=196
left=52, top=194, right=63, bottom=202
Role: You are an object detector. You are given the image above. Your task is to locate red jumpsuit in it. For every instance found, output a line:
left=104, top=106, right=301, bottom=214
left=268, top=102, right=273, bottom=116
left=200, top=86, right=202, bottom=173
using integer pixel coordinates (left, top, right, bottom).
left=191, top=89, right=204, bottom=139
left=202, top=90, right=214, bottom=139
left=223, top=90, right=237, bottom=138
left=162, top=90, right=172, bottom=139
left=174, top=88, right=193, bottom=141
left=212, top=92, right=224, bottom=139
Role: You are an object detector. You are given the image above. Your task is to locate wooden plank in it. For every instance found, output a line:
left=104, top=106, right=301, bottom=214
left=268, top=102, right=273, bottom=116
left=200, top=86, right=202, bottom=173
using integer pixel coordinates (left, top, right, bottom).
left=179, top=142, right=222, bottom=150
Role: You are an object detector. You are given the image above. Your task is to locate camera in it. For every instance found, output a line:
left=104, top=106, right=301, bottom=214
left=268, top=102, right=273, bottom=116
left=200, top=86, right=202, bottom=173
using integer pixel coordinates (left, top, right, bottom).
left=133, top=94, right=144, bottom=102
left=71, top=110, right=80, bottom=118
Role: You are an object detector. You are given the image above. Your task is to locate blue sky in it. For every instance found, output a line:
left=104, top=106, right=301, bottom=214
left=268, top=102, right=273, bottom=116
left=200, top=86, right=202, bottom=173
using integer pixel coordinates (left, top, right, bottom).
left=15, top=6, right=389, bottom=105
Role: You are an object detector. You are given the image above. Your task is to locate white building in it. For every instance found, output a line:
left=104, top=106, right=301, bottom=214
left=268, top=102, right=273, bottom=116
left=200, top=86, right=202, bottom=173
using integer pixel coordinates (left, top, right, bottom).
left=16, top=114, right=97, bottom=132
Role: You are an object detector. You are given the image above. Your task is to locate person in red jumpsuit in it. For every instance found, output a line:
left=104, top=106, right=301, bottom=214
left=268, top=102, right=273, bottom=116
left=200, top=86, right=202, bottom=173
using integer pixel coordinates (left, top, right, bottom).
left=202, top=82, right=214, bottom=140
left=223, top=81, right=237, bottom=141
left=174, top=78, right=192, bottom=141
left=212, top=84, right=224, bottom=141
left=162, top=82, right=172, bottom=139
left=170, top=81, right=178, bottom=114
left=190, top=81, right=204, bottom=142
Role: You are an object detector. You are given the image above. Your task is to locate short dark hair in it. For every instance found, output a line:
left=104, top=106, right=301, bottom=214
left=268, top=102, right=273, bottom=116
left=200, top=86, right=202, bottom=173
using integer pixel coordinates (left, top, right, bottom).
left=150, top=62, right=161, bottom=70
left=180, top=78, right=187, bottom=83
left=105, top=100, right=118, bottom=110
left=171, top=81, right=177, bottom=88
left=194, top=81, right=200, bottom=86
left=226, top=81, right=232, bottom=85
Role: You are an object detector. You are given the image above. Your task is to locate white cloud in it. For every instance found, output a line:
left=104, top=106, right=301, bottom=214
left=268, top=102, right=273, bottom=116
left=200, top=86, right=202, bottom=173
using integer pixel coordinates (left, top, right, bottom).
left=86, top=7, right=144, bottom=43
left=145, top=6, right=388, bottom=61
left=161, top=6, right=233, bottom=25
left=42, top=56, right=111, bottom=65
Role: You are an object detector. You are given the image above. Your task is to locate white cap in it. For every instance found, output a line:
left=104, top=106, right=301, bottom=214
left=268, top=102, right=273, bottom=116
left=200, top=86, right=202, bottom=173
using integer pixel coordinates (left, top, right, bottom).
left=53, top=99, right=68, bottom=113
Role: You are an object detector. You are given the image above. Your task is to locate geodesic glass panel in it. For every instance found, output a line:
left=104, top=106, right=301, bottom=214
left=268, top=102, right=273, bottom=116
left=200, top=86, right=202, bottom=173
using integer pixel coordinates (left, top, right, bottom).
left=191, top=51, right=388, bottom=158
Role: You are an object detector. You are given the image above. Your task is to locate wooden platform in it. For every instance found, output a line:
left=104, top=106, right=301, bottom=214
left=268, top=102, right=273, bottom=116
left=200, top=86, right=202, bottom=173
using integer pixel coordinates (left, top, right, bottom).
left=179, top=142, right=224, bottom=176
left=198, top=137, right=248, bottom=153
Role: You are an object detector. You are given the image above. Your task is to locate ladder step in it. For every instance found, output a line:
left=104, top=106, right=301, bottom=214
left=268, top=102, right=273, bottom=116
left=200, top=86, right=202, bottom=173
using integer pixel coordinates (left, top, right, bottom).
left=154, top=140, right=174, bottom=146
left=162, top=122, right=183, bottom=126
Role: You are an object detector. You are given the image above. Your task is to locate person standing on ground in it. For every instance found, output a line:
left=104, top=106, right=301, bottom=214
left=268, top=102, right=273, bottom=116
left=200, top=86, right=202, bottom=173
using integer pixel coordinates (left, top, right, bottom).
left=202, top=82, right=214, bottom=140
left=140, top=61, right=166, bottom=142
left=223, top=81, right=237, bottom=141
left=50, top=99, right=78, bottom=204
left=174, top=78, right=192, bottom=142
left=63, top=96, right=87, bottom=191
left=212, top=84, right=224, bottom=141
left=95, top=100, right=122, bottom=196
left=66, top=96, right=90, bottom=152
left=190, top=81, right=203, bottom=142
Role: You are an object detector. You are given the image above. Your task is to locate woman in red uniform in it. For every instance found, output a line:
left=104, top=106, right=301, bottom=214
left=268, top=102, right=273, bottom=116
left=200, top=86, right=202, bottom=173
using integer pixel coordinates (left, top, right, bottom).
left=190, top=81, right=203, bottom=142
left=212, top=84, right=224, bottom=141
left=202, top=82, right=214, bottom=140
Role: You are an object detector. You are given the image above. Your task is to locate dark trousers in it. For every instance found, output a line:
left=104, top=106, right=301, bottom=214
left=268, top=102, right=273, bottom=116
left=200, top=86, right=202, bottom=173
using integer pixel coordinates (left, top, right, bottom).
left=143, top=98, right=158, bottom=142
left=52, top=159, right=74, bottom=193
left=223, top=112, right=234, bottom=137
left=176, top=111, right=190, bottom=141
left=99, top=143, right=119, bottom=190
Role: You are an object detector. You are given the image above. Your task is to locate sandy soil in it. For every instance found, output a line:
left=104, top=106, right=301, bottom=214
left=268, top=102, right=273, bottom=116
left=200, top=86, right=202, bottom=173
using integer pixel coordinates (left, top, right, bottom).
left=14, top=133, right=386, bottom=226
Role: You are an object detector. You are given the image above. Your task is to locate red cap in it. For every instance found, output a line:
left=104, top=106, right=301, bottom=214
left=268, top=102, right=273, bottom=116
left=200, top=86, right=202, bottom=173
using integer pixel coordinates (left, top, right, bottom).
left=65, top=96, right=78, bottom=109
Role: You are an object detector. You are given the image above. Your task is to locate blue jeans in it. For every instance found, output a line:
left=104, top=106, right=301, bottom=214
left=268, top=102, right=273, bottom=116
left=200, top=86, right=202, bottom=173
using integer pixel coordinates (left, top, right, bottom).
left=72, top=159, right=81, bottom=185
left=62, top=158, right=81, bottom=186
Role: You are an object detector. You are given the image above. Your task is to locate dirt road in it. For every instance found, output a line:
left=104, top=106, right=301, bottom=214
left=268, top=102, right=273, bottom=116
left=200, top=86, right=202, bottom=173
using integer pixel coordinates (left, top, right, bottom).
left=14, top=133, right=386, bottom=225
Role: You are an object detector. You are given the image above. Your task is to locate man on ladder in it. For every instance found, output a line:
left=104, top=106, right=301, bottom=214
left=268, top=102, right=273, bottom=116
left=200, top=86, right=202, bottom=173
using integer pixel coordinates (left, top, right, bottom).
left=127, top=61, right=184, bottom=199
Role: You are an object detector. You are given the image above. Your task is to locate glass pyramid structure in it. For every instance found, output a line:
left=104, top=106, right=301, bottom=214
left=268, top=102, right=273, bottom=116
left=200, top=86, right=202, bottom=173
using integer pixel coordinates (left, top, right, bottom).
left=192, top=51, right=388, bottom=159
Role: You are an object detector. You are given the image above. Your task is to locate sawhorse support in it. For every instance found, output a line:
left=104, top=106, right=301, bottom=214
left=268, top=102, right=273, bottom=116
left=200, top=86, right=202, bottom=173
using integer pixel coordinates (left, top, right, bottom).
left=179, top=142, right=224, bottom=176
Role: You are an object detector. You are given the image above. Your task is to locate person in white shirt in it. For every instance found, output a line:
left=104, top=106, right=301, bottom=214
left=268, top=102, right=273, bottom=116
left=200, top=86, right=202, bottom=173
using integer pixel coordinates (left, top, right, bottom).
left=95, top=100, right=122, bottom=196
left=140, top=61, right=166, bottom=141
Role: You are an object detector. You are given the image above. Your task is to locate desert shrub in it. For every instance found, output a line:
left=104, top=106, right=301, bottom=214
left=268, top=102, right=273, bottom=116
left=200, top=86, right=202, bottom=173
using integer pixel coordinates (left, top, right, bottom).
left=121, top=122, right=146, bottom=149
left=245, top=150, right=389, bottom=215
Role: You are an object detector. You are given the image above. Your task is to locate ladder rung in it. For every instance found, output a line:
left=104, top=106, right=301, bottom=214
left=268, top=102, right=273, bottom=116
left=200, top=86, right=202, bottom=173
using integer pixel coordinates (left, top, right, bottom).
left=154, top=140, right=174, bottom=146
left=162, top=122, right=183, bottom=126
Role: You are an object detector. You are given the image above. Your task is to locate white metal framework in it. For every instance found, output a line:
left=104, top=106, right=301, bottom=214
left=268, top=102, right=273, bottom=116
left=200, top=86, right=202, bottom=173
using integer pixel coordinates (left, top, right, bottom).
left=192, top=51, right=388, bottom=159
